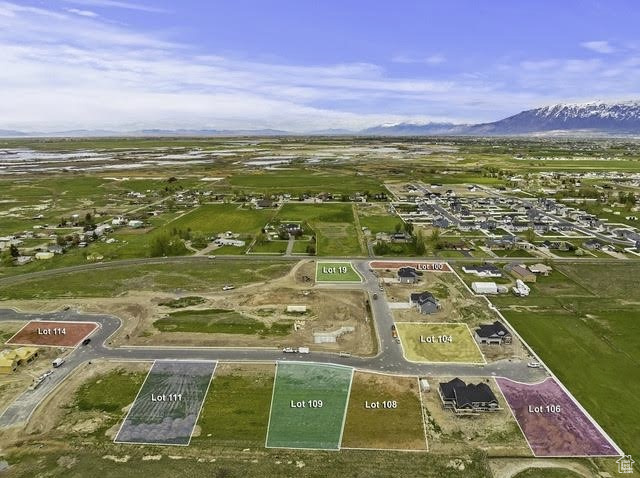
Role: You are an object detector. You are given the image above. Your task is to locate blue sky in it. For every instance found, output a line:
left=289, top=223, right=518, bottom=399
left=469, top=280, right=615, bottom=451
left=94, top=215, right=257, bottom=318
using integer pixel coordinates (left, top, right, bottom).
left=1, top=0, right=639, bottom=131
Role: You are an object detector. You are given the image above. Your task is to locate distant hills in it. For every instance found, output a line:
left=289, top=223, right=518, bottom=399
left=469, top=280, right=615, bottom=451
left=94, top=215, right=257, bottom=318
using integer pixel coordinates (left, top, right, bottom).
left=2, top=101, right=640, bottom=138
left=361, top=101, right=640, bottom=136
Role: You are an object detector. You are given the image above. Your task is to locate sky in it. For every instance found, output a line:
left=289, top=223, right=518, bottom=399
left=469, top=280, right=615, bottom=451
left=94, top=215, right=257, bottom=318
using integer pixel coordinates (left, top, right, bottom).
left=1, top=0, right=640, bottom=132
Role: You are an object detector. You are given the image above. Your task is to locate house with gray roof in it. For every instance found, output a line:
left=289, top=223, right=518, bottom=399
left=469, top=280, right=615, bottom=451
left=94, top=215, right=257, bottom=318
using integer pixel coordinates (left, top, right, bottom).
left=410, top=291, right=439, bottom=314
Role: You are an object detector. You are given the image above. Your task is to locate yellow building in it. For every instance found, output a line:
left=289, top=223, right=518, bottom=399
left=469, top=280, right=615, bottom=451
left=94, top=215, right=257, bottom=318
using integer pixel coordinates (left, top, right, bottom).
left=0, top=347, right=39, bottom=374
left=0, top=353, right=17, bottom=374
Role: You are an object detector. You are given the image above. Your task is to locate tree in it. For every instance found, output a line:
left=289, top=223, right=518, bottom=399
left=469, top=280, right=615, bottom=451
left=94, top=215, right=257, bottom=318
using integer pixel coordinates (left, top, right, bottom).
left=415, top=237, right=426, bottom=255
left=403, top=222, right=414, bottom=235
left=1, top=251, right=14, bottom=267
left=9, top=244, right=19, bottom=258
left=85, top=212, right=93, bottom=224
left=394, top=223, right=402, bottom=233
left=525, top=228, right=536, bottom=243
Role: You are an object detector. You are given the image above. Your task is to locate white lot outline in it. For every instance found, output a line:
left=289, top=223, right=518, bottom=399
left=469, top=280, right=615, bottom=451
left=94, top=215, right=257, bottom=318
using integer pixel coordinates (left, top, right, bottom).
left=337, top=367, right=355, bottom=450
left=5, top=320, right=100, bottom=349
left=494, top=376, right=622, bottom=458
left=416, top=376, right=430, bottom=452
left=113, top=359, right=217, bottom=447
left=265, top=361, right=354, bottom=451
left=315, top=260, right=363, bottom=283
left=449, top=265, right=624, bottom=457
left=367, top=260, right=452, bottom=273
left=394, top=321, right=487, bottom=365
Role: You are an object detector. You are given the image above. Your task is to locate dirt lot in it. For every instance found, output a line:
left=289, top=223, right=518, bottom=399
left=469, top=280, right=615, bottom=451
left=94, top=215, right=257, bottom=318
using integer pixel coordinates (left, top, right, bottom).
left=0, top=360, right=150, bottom=448
left=341, top=372, right=427, bottom=450
left=421, top=376, right=531, bottom=457
left=7, top=321, right=98, bottom=347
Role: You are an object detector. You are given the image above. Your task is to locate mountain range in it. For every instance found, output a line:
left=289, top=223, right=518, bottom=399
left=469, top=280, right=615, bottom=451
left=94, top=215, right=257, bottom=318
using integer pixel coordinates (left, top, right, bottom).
left=2, top=101, right=640, bottom=137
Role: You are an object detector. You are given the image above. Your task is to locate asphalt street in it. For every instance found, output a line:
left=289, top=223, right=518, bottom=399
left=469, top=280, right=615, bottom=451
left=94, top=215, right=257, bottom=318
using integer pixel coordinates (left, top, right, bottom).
left=0, top=261, right=547, bottom=428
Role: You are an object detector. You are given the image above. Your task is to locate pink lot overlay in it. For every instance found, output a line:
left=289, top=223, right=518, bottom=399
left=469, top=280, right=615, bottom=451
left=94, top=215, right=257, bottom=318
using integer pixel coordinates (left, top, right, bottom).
left=496, top=377, right=619, bottom=457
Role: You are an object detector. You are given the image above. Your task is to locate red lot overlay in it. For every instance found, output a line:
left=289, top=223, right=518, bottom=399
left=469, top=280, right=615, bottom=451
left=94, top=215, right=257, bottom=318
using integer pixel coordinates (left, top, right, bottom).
left=369, top=261, right=451, bottom=272
left=6, top=321, right=98, bottom=348
left=496, top=377, right=619, bottom=457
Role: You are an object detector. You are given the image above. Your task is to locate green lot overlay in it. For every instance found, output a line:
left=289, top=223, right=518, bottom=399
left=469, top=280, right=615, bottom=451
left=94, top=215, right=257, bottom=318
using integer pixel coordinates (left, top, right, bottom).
left=396, top=322, right=485, bottom=364
left=315, top=261, right=362, bottom=282
left=266, top=362, right=354, bottom=450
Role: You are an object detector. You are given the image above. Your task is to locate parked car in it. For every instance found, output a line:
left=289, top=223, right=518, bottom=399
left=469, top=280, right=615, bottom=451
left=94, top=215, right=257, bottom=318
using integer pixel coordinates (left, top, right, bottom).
left=81, top=338, right=91, bottom=346
left=527, top=361, right=542, bottom=368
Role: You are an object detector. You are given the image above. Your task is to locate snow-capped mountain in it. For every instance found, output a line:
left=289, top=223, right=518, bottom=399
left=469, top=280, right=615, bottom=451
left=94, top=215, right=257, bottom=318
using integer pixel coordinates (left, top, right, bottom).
left=361, top=101, right=640, bottom=136
left=469, top=100, right=640, bottom=134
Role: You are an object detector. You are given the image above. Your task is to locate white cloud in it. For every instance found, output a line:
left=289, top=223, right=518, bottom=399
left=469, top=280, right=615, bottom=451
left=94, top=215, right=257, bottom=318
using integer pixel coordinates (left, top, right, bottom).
left=61, top=0, right=167, bottom=13
left=581, top=40, right=615, bottom=54
left=392, top=54, right=446, bottom=65
left=66, top=8, right=99, bottom=18
left=0, top=2, right=638, bottom=132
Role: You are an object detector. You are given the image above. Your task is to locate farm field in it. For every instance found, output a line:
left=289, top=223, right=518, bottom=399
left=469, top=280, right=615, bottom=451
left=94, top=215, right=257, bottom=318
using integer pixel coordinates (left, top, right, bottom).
left=492, top=262, right=640, bottom=458
left=341, top=372, right=426, bottom=450
left=396, top=322, right=485, bottom=364
left=228, top=169, right=384, bottom=195
left=277, top=203, right=363, bottom=256
left=0, top=260, right=292, bottom=299
left=165, top=203, right=274, bottom=237
left=266, top=362, right=353, bottom=450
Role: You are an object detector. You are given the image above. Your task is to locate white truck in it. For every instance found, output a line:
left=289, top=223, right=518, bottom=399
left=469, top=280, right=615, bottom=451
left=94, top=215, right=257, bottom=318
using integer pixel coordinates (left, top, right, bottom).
left=282, top=347, right=310, bottom=354
left=52, top=358, right=65, bottom=368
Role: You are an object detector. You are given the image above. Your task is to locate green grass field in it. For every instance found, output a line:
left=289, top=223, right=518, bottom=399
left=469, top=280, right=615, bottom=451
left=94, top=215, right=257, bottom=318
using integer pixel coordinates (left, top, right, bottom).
left=166, top=203, right=274, bottom=236
left=277, top=203, right=363, bottom=256
left=358, top=214, right=402, bottom=234
left=250, top=240, right=288, bottom=254
left=492, top=262, right=640, bottom=458
left=315, top=261, right=361, bottom=282
left=155, top=309, right=293, bottom=336
left=266, top=362, right=354, bottom=450
left=396, top=322, right=485, bottom=364
left=229, top=169, right=383, bottom=195
left=193, top=364, right=275, bottom=447
left=341, top=372, right=426, bottom=450
left=0, top=261, right=291, bottom=299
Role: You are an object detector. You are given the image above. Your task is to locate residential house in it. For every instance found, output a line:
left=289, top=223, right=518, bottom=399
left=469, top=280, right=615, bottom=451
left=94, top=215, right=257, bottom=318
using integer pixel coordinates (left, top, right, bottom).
left=505, top=263, right=537, bottom=282
left=462, top=264, right=502, bottom=278
left=438, top=378, right=499, bottom=413
left=528, top=263, right=552, bottom=276
left=398, top=267, right=419, bottom=284
left=474, top=321, right=512, bottom=345
left=410, top=291, right=439, bottom=314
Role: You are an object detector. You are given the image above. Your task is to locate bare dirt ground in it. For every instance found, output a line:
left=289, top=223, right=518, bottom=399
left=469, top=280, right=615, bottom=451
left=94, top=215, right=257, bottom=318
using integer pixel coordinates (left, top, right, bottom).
left=421, top=376, right=531, bottom=457
left=488, top=458, right=597, bottom=478
left=3, top=260, right=375, bottom=355
left=0, top=360, right=150, bottom=448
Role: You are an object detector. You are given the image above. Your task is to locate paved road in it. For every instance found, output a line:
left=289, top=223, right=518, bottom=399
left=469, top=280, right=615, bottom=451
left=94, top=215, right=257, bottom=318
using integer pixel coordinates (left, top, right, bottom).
left=0, top=253, right=631, bottom=287
left=0, top=260, right=547, bottom=428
